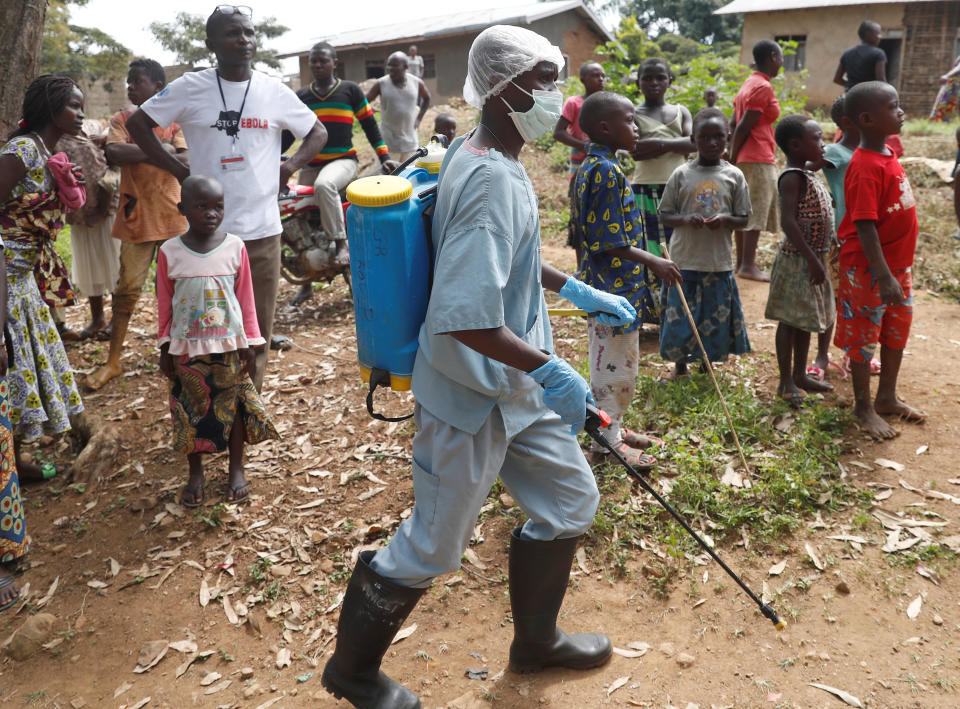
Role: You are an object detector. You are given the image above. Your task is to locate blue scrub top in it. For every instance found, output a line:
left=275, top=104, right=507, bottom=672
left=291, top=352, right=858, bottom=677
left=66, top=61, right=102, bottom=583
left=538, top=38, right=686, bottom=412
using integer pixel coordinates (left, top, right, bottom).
left=412, top=132, right=553, bottom=438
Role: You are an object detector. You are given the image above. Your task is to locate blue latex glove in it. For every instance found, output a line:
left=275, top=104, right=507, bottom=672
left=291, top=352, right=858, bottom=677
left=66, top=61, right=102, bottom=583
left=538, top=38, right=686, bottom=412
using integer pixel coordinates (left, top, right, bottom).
left=528, top=355, right=596, bottom=434
left=558, top=277, right=637, bottom=328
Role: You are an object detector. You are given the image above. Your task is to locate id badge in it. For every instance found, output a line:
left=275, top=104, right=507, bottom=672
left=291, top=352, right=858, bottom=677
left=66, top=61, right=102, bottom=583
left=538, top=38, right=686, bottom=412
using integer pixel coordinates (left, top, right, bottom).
left=220, top=153, right=246, bottom=172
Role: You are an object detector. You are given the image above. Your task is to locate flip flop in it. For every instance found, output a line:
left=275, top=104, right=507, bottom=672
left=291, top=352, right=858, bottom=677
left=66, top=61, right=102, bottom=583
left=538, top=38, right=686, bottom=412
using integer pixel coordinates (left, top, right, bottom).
left=94, top=327, right=112, bottom=341
left=779, top=391, right=806, bottom=409
left=869, top=357, right=881, bottom=375
left=621, top=429, right=664, bottom=449
left=270, top=335, right=293, bottom=351
left=0, top=575, right=21, bottom=612
left=180, top=483, right=205, bottom=508
left=58, top=327, right=82, bottom=342
left=827, top=360, right=848, bottom=380
left=226, top=481, right=250, bottom=504
left=805, top=365, right=825, bottom=382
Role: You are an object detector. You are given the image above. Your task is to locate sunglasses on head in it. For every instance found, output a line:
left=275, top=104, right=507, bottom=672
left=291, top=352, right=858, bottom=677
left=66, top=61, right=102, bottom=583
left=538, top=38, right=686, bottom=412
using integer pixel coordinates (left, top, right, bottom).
left=214, top=5, right=252, bottom=18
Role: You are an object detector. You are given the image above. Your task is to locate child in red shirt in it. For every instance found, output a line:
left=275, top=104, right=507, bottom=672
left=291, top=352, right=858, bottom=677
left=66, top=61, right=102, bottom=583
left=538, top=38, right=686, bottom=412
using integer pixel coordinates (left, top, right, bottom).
left=834, top=81, right=925, bottom=439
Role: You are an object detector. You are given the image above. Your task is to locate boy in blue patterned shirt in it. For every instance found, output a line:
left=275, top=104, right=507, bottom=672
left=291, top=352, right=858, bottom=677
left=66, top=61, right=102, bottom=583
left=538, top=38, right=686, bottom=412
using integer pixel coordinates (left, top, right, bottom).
left=572, top=91, right=681, bottom=468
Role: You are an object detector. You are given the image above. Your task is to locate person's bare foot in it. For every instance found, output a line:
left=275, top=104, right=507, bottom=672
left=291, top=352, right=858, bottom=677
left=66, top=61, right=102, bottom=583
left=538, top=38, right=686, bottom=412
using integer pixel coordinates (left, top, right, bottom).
left=85, top=362, right=123, bottom=391
left=795, top=375, right=833, bottom=393
left=0, top=565, right=20, bottom=610
left=289, top=283, right=313, bottom=307
left=736, top=264, right=770, bottom=282
left=854, top=401, right=899, bottom=439
left=875, top=396, right=926, bottom=423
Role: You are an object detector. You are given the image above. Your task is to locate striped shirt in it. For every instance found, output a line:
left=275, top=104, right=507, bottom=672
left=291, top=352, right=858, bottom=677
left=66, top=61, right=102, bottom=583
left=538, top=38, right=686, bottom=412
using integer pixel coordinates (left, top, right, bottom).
left=296, top=79, right=389, bottom=165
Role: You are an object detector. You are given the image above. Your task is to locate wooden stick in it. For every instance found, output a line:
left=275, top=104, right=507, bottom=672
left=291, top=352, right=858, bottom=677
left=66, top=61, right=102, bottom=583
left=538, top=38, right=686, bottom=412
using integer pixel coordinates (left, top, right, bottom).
left=660, top=245, right=752, bottom=475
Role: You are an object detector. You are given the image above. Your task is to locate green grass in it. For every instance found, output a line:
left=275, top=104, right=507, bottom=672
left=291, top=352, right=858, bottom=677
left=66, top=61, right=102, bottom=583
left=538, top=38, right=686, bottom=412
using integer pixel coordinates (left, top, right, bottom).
left=582, top=363, right=867, bottom=577
left=903, top=118, right=960, bottom=137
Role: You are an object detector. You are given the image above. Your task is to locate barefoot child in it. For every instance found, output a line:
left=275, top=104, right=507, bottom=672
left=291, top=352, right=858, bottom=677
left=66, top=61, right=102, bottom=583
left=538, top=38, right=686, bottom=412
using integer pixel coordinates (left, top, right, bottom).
left=834, top=81, right=925, bottom=439
left=631, top=59, right=694, bottom=295
left=554, top=61, right=607, bottom=264
left=658, top=108, right=752, bottom=378
left=765, top=115, right=836, bottom=405
left=573, top=91, right=681, bottom=469
left=157, top=176, right=278, bottom=506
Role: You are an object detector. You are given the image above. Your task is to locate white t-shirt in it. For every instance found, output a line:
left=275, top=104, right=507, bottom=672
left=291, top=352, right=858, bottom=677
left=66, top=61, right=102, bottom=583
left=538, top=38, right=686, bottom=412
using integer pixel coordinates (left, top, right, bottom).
left=141, top=68, right=318, bottom=240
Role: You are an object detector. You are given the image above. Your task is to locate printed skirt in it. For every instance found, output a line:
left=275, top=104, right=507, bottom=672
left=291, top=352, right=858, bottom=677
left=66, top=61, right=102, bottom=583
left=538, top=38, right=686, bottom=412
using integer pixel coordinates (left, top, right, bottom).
left=765, top=250, right=835, bottom=333
left=0, top=379, right=28, bottom=563
left=170, top=350, right=279, bottom=455
left=659, top=269, right=750, bottom=364
left=5, top=239, right=84, bottom=441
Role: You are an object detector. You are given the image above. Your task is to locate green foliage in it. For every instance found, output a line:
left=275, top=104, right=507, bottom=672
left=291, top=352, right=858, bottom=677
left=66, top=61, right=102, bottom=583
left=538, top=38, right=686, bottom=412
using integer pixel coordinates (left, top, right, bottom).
left=597, top=29, right=810, bottom=118
left=584, top=363, right=867, bottom=580
left=195, top=501, right=227, bottom=527
left=42, top=1, right=131, bottom=86
left=149, top=12, right=289, bottom=71
left=621, top=0, right=743, bottom=46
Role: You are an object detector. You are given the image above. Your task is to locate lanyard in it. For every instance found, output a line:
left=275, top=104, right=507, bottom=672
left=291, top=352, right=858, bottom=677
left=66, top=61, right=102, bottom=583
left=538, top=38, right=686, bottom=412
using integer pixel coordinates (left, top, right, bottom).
left=215, top=70, right=252, bottom=142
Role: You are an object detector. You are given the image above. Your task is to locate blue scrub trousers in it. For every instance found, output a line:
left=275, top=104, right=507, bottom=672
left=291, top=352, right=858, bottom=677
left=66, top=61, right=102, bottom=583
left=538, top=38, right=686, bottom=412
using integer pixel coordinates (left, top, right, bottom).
left=371, top=404, right=600, bottom=588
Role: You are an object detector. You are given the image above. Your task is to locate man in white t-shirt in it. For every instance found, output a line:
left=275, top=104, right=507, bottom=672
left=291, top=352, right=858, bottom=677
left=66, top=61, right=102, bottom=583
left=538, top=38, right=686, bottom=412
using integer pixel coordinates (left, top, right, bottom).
left=126, top=5, right=327, bottom=390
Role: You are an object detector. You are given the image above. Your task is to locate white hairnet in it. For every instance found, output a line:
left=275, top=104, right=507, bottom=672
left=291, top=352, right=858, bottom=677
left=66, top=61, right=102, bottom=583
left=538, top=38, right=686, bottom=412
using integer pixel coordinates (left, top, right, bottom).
left=463, top=25, right=565, bottom=109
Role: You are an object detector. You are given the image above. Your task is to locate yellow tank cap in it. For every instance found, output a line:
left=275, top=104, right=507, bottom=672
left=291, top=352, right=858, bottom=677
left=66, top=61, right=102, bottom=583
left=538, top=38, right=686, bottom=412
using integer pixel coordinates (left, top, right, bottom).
left=359, top=365, right=412, bottom=392
left=416, top=159, right=442, bottom=174
left=346, top=175, right=413, bottom=207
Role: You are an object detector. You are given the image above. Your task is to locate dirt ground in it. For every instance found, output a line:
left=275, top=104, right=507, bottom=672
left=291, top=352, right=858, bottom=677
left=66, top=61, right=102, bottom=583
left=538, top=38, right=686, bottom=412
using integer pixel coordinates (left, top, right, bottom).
left=2, top=117, right=960, bottom=709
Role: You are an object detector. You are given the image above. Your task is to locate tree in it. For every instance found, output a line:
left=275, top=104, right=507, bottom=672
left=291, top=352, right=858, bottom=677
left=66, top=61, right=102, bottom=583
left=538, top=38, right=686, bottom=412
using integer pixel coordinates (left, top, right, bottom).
left=0, top=0, right=47, bottom=136
left=149, top=13, right=289, bottom=71
left=620, top=0, right=743, bottom=46
left=41, top=0, right=132, bottom=83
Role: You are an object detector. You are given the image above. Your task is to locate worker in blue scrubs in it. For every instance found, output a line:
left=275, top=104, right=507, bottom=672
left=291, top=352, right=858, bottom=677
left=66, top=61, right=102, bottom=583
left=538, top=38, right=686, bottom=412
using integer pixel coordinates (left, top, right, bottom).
left=321, top=25, right=637, bottom=709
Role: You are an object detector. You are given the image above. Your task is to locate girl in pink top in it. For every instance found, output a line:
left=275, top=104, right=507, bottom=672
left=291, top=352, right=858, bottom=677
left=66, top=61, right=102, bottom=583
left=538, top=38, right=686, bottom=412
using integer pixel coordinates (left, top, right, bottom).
left=157, top=176, right=277, bottom=507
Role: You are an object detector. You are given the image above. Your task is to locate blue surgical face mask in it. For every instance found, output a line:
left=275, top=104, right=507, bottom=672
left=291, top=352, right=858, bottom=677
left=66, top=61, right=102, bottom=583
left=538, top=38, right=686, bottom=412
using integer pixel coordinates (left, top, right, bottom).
left=501, top=80, right=563, bottom=142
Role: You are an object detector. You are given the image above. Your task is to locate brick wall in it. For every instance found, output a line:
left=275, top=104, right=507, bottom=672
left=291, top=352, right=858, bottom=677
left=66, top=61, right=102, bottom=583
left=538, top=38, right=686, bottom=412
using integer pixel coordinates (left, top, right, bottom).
left=901, top=1, right=960, bottom=117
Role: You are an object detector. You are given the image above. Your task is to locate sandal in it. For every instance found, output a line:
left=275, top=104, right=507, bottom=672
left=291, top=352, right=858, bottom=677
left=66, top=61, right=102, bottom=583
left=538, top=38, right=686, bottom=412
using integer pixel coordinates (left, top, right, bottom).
left=180, top=483, right=205, bottom=508
left=40, top=462, right=57, bottom=480
left=0, top=575, right=20, bottom=612
left=58, top=327, right=82, bottom=342
left=226, top=481, right=250, bottom=504
left=621, top=429, right=663, bottom=449
left=588, top=444, right=656, bottom=471
left=779, top=390, right=806, bottom=409
left=805, top=365, right=825, bottom=382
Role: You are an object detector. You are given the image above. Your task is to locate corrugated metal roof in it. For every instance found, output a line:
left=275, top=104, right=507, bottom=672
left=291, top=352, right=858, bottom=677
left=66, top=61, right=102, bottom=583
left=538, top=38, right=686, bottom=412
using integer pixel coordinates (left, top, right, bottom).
left=716, top=0, right=917, bottom=14
left=279, top=0, right=612, bottom=57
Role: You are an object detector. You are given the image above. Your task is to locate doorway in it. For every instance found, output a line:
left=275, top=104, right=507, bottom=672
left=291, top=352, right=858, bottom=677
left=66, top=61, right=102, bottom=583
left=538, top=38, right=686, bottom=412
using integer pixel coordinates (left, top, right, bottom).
left=880, top=35, right=903, bottom=90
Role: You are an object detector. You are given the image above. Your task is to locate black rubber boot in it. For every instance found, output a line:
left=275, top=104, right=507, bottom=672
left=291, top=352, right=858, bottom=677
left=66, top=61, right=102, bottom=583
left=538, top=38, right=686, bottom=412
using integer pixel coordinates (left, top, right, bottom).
left=508, top=526, right=613, bottom=674
left=321, top=551, right=425, bottom=708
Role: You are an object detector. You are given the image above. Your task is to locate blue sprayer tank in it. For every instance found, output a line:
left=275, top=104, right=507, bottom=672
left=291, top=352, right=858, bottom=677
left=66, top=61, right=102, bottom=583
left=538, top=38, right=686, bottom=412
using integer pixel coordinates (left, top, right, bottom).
left=345, top=165, right=439, bottom=397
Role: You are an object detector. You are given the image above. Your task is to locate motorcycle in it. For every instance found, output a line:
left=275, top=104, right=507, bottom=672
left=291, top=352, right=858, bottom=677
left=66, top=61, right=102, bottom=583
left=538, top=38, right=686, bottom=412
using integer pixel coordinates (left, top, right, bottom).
left=277, top=135, right=450, bottom=305
left=278, top=183, right=352, bottom=297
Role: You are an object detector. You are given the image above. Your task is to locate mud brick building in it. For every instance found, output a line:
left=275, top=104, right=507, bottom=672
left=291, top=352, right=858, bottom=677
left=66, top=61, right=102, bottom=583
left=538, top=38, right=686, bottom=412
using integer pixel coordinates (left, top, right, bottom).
left=716, top=0, right=960, bottom=116
left=279, top=0, right=612, bottom=105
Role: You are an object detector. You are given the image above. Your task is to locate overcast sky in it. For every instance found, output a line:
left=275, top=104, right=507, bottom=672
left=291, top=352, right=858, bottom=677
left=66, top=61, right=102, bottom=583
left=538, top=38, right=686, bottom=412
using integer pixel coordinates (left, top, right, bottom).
left=70, top=0, right=613, bottom=76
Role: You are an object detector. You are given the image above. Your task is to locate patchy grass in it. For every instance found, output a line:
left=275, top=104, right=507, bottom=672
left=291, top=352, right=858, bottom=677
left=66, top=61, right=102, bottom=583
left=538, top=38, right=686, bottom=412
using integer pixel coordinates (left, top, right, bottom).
left=582, top=361, right=867, bottom=578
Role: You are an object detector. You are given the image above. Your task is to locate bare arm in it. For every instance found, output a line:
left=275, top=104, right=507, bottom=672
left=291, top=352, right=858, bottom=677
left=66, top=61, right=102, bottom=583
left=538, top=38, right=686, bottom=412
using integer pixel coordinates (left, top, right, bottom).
left=874, top=59, right=887, bottom=83
left=451, top=327, right=550, bottom=373
left=605, top=245, right=681, bottom=285
left=365, top=82, right=380, bottom=103
left=127, top=109, right=190, bottom=182
left=779, top=172, right=825, bottom=284
left=729, top=109, right=761, bottom=164
left=279, top=120, right=328, bottom=191
left=542, top=262, right=570, bottom=293
left=553, top=116, right=587, bottom=153
left=633, top=136, right=696, bottom=160
left=833, top=62, right=846, bottom=87
left=855, top=220, right=901, bottom=305
left=415, top=81, right=431, bottom=128
left=953, top=177, right=959, bottom=237
left=0, top=154, right=27, bottom=204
